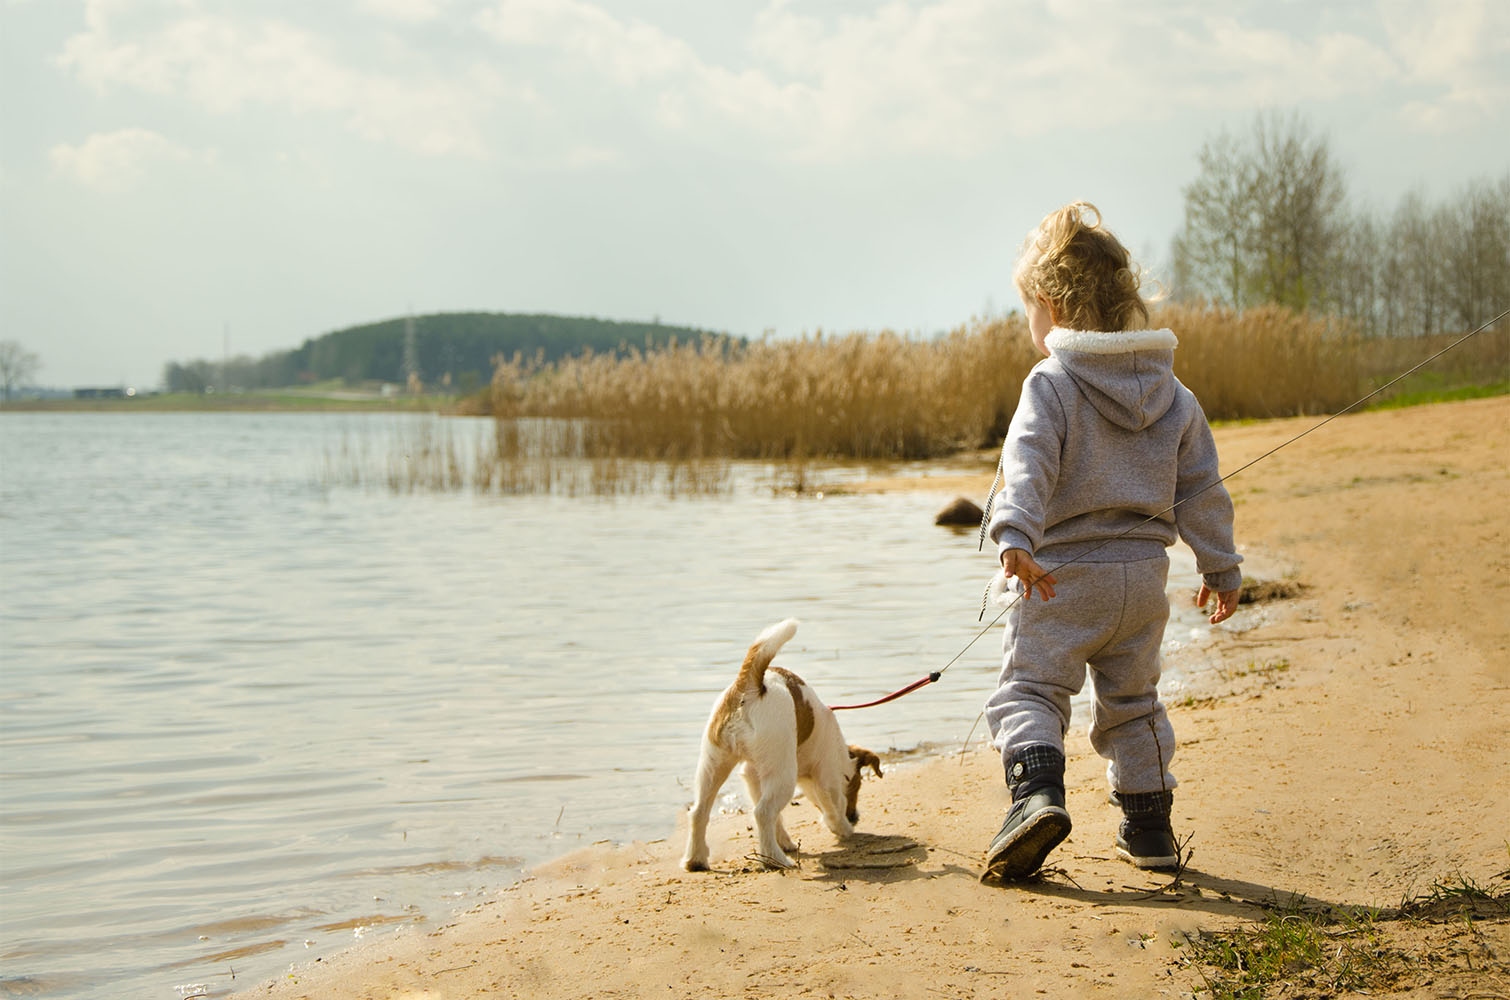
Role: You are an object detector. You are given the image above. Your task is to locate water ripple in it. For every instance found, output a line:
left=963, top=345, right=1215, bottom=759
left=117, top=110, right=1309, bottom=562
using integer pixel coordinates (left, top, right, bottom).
left=0, top=412, right=1211, bottom=999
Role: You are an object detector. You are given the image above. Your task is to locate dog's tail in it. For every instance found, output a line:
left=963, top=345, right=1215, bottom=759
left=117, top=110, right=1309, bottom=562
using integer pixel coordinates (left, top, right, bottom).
left=735, top=618, right=799, bottom=695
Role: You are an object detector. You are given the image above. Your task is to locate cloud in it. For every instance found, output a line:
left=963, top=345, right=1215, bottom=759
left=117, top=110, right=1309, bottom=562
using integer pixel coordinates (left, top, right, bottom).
left=476, top=0, right=699, bottom=86
left=48, top=127, right=208, bottom=190
left=50, top=0, right=1509, bottom=168
left=473, top=0, right=1489, bottom=162
left=1379, top=0, right=1510, bottom=131
left=358, top=0, right=449, bottom=23
left=57, top=0, right=506, bottom=157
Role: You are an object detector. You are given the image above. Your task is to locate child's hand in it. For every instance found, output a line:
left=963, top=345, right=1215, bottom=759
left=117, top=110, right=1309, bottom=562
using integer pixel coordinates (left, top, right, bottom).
left=1002, top=549, right=1056, bottom=601
left=1196, top=585, right=1240, bottom=624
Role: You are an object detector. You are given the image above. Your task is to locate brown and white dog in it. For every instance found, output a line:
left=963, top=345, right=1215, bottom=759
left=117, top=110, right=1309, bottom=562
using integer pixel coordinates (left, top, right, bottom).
left=682, top=618, right=883, bottom=871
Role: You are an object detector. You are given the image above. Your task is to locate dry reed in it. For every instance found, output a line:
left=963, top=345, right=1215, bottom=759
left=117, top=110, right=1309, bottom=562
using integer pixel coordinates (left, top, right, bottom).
left=486, top=304, right=1506, bottom=469
left=339, top=305, right=1503, bottom=493
left=1164, top=303, right=1369, bottom=418
left=491, top=322, right=1042, bottom=462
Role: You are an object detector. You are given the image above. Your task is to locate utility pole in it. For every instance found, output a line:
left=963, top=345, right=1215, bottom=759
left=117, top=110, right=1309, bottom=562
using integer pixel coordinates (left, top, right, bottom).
left=403, top=311, right=421, bottom=394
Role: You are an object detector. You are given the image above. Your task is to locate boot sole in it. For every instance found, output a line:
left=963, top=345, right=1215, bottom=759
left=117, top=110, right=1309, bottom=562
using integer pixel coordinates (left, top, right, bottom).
left=1114, top=844, right=1180, bottom=870
left=982, top=807, right=1071, bottom=882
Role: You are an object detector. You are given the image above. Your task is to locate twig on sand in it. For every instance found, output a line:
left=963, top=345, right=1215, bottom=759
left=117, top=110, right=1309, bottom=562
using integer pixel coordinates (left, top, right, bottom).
left=746, top=852, right=799, bottom=872
left=1129, top=833, right=1196, bottom=900
left=851, top=930, right=882, bottom=956
left=957, top=712, right=986, bottom=763
left=1038, top=866, right=1085, bottom=890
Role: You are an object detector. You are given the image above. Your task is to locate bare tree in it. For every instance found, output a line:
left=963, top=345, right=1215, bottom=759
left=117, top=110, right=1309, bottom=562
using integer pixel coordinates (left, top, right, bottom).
left=1326, top=173, right=1508, bottom=337
left=1171, top=132, right=1258, bottom=308
left=0, top=340, right=41, bottom=400
left=1247, top=112, right=1348, bottom=311
left=1442, top=175, right=1510, bottom=333
left=1330, top=213, right=1382, bottom=333
left=1177, top=109, right=1507, bottom=338
left=1171, top=113, right=1348, bottom=312
left=1388, top=190, right=1454, bottom=336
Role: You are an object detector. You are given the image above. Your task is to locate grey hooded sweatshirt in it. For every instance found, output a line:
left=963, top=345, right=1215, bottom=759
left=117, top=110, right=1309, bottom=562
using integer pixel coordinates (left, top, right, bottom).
left=988, top=326, right=1243, bottom=594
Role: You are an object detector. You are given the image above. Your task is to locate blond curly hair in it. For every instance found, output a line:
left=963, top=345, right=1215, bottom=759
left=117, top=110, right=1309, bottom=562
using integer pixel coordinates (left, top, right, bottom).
left=1013, top=201, right=1150, bottom=332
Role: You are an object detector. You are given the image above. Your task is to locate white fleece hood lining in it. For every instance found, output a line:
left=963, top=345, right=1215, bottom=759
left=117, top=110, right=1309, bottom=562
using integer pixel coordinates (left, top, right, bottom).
left=1045, top=327, right=1178, bottom=354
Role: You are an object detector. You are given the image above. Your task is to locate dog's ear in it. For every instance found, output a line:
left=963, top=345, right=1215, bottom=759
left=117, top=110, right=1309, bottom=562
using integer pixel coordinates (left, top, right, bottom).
left=849, top=745, right=883, bottom=778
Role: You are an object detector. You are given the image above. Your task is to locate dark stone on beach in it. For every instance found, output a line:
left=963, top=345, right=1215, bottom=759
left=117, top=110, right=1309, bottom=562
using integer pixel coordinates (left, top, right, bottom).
left=935, top=497, right=985, bottom=527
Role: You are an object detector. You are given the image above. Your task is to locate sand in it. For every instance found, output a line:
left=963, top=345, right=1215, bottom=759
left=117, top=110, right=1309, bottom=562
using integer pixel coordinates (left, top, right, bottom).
left=234, top=396, right=1510, bottom=999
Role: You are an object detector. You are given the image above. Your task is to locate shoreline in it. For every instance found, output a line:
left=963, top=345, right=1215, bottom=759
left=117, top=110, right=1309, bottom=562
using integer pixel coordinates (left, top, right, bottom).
left=232, top=397, right=1510, bottom=999
left=0, top=395, right=459, bottom=414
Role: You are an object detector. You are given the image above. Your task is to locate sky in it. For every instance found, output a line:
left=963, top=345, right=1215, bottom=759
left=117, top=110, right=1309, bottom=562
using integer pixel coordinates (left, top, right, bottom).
left=2, top=0, right=1507, bottom=390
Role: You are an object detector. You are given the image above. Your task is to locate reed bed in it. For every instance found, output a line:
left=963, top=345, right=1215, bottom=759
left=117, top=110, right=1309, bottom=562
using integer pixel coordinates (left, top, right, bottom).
left=321, top=415, right=733, bottom=497
left=491, top=304, right=1503, bottom=459
left=1165, top=303, right=1370, bottom=418
left=1167, top=303, right=1507, bottom=417
left=492, top=322, right=1042, bottom=462
left=320, top=418, right=473, bottom=494
left=1353, top=324, right=1508, bottom=404
left=341, top=305, right=1503, bottom=494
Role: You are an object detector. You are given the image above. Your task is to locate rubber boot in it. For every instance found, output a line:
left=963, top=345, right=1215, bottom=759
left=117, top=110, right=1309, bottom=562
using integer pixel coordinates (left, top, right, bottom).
left=1114, top=790, right=1179, bottom=870
left=983, top=745, right=1072, bottom=882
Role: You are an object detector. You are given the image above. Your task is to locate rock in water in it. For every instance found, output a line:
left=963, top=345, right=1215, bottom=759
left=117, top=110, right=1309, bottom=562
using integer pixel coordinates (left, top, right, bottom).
left=935, top=497, right=984, bottom=527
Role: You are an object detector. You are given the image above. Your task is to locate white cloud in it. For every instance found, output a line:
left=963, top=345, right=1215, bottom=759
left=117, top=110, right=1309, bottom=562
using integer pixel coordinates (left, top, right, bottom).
left=358, top=0, right=449, bottom=23
left=57, top=0, right=507, bottom=157
left=476, top=0, right=700, bottom=86
left=48, top=127, right=208, bottom=190
left=48, top=0, right=1510, bottom=169
left=473, top=0, right=1490, bottom=162
left=1379, top=0, right=1510, bottom=131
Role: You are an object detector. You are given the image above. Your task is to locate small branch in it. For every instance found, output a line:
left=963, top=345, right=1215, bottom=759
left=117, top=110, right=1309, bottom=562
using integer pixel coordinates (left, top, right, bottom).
left=1131, top=833, right=1197, bottom=900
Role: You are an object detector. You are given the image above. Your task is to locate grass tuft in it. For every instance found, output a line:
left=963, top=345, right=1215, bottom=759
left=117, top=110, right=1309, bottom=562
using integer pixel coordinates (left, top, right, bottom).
left=1397, top=872, right=1510, bottom=923
left=1180, top=874, right=1510, bottom=999
left=1182, top=904, right=1401, bottom=998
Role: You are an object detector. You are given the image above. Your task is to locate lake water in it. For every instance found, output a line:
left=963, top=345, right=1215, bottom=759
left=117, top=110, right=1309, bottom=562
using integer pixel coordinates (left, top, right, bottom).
left=0, top=412, right=1214, bottom=999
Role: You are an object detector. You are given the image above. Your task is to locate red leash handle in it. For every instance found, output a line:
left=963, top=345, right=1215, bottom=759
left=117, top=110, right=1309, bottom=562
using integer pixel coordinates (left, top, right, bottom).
left=829, top=672, right=942, bottom=711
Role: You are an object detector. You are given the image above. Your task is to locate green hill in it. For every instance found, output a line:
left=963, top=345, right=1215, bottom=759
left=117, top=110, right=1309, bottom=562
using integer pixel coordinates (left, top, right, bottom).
left=164, top=312, right=736, bottom=392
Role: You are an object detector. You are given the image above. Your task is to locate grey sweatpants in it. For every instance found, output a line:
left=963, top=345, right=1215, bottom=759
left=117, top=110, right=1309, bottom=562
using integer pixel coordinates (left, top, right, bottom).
left=984, top=555, right=1176, bottom=795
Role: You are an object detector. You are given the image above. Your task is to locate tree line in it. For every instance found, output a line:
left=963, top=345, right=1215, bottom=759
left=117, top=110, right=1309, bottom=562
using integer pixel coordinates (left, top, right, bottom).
left=1171, top=112, right=1509, bottom=338
left=162, top=312, right=730, bottom=394
left=0, top=340, right=42, bottom=400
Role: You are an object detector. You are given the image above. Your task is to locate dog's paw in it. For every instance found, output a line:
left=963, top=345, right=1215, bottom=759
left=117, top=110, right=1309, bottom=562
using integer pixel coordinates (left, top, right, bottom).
left=753, top=851, right=797, bottom=871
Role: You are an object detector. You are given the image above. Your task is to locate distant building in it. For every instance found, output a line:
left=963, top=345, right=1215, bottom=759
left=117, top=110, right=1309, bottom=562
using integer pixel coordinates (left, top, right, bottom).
left=74, top=387, right=127, bottom=399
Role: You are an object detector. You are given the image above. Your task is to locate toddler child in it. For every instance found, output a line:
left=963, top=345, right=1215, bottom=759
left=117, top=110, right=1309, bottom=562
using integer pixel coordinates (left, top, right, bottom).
left=982, top=201, right=1242, bottom=882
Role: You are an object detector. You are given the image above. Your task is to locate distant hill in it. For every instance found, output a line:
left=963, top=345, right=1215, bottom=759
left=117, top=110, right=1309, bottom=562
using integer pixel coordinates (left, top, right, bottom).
left=163, top=312, right=737, bottom=393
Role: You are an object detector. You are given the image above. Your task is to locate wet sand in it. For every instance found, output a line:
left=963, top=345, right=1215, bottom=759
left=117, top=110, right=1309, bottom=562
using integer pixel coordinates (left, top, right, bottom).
left=233, top=396, right=1509, bottom=999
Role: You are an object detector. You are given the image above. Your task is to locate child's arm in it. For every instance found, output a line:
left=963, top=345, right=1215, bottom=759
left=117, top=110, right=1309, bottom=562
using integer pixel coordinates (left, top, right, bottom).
left=989, top=372, right=1064, bottom=580
left=1174, top=396, right=1244, bottom=608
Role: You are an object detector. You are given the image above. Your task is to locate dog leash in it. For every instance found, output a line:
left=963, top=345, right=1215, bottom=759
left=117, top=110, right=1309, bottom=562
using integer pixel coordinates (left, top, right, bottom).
left=828, top=672, right=942, bottom=711
left=829, top=308, right=1509, bottom=713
